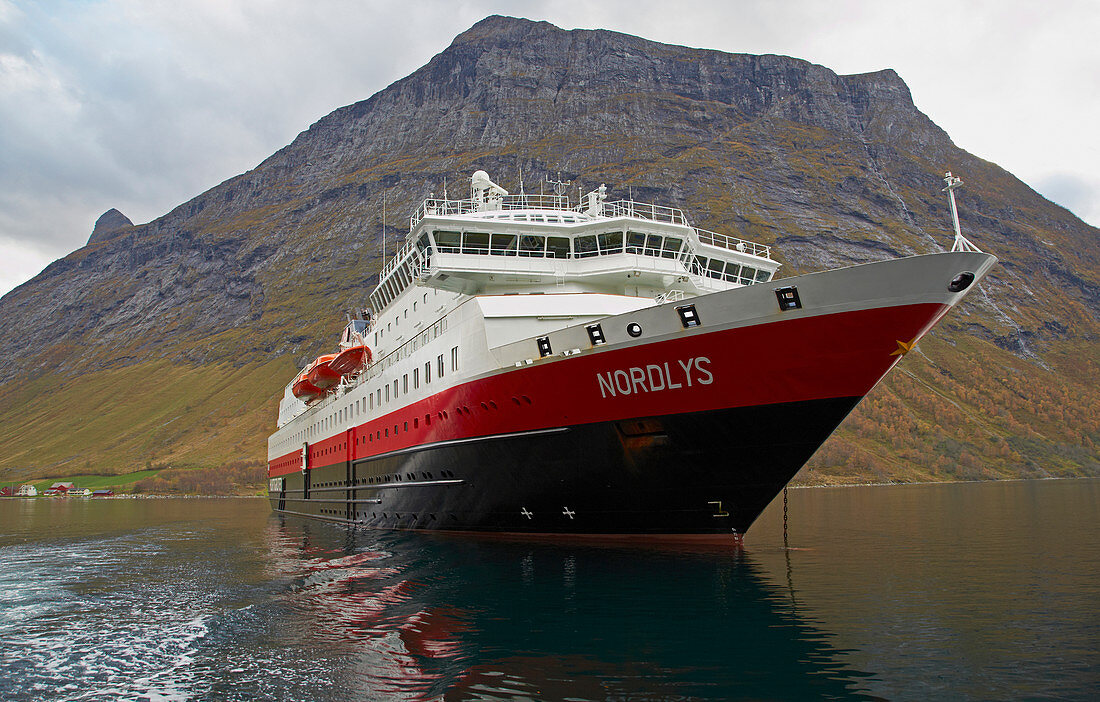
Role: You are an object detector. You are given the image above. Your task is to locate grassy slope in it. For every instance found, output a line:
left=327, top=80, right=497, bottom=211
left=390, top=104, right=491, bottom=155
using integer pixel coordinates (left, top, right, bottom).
left=0, top=358, right=293, bottom=485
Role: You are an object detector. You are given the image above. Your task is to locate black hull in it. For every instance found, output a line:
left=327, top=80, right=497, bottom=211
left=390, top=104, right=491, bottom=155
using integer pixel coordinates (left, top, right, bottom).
left=270, top=396, right=860, bottom=536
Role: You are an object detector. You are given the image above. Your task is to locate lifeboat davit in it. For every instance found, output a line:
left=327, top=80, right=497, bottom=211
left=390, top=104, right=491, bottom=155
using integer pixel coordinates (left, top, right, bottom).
left=291, top=373, right=324, bottom=403
left=306, top=354, right=340, bottom=389
left=329, top=344, right=372, bottom=376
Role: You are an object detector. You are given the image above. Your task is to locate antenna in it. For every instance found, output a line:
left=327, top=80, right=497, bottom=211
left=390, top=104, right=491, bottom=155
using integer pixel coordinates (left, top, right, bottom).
left=545, top=173, right=569, bottom=196
left=941, top=171, right=981, bottom=252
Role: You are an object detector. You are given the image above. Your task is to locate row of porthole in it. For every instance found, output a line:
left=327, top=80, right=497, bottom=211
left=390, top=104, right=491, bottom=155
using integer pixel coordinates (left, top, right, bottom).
left=303, top=394, right=536, bottom=466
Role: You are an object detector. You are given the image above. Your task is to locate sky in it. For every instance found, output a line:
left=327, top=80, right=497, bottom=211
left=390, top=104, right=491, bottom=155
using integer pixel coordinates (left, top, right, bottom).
left=1, top=0, right=1097, bottom=297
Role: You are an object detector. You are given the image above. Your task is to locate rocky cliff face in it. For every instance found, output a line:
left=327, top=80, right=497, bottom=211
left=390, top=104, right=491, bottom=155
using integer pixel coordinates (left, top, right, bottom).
left=1, top=16, right=1096, bottom=482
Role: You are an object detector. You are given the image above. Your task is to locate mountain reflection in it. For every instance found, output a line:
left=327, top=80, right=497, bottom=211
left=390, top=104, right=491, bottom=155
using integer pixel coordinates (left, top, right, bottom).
left=264, top=517, right=876, bottom=701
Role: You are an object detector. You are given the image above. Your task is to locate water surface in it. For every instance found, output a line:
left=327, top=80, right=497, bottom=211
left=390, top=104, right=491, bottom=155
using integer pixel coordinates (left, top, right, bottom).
left=1, top=480, right=1096, bottom=700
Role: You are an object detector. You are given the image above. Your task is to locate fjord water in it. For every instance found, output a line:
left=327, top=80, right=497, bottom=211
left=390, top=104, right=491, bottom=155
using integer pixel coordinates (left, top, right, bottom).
left=1, top=480, right=1096, bottom=701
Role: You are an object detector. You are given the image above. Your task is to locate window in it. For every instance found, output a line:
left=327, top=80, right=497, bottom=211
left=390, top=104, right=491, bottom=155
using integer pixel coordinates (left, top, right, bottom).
left=425, top=361, right=431, bottom=384
left=518, top=234, right=545, bottom=257
left=662, top=236, right=683, bottom=259
left=547, top=236, right=570, bottom=259
left=385, top=385, right=390, bottom=402
left=586, top=323, right=605, bottom=345
left=393, top=379, right=399, bottom=398
left=626, top=231, right=646, bottom=254
left=403, top=374, right=408, bottom=394
left=413, top=368, right=419, bottom=389
left=598, top=231, right=623, bottom=255
left=490, top=232, right=518, bottom=255
left=434, top=230, right=460, bottom=252
left=574, top=235, right=598, bottom=258
left=438, top=354, right=445, bottom=378
left=462, top=231, right=490, bottom=254
left=451, top=346, right=459, bottom=372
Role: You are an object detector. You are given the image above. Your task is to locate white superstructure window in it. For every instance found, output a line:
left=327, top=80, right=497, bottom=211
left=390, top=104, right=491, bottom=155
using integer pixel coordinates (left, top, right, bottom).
left=451, top=346, right=459, bottom=372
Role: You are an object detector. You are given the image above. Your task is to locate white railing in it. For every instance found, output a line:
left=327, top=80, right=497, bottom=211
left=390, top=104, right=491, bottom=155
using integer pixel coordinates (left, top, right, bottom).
left=593, top=199, right=688, bottom=225
left=694, top=228, right=771, bottom=258
left=411, top=194, right=571, bottom=228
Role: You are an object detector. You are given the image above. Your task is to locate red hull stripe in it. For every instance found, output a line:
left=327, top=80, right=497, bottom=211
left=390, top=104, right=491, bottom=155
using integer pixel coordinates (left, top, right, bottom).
left=269, top=302, right=947, bottom=477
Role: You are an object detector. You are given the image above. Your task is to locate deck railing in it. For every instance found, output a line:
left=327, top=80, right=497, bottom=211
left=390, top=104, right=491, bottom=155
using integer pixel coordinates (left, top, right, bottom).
left=411, top=194, right=571, bottom=228
left=694, top=228, right=771, bottom=258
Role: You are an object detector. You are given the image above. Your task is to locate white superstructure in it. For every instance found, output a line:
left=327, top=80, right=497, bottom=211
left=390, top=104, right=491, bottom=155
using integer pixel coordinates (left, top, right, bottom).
left=269, top=171, right=780, bottom=460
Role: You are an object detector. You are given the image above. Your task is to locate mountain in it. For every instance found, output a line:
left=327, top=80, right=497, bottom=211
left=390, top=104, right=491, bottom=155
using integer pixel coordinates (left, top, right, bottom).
left=0, top=15, right=1096, bottom=487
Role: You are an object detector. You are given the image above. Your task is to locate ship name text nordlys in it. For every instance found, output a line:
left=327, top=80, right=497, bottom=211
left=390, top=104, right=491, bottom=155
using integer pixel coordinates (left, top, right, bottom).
left=596, top=357, right=713, bottom=398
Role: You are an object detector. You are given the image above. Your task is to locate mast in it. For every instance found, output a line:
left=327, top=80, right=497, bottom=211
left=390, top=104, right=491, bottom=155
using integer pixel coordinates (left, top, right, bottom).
left=942, top=171, right=981, bottom=252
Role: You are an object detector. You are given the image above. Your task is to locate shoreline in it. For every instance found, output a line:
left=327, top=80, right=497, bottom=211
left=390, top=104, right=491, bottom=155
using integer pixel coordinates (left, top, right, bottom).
left=2, top=475, right=1094, bottom=501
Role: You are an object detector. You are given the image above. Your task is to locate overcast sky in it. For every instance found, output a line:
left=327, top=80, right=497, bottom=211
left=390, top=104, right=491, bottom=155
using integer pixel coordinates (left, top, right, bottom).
left=1, top=0, right=1096, bottom=297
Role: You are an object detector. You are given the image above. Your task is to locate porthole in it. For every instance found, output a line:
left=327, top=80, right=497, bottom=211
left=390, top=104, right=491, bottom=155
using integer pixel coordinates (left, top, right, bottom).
left=948, top=271, right=975, bottom=292
left=626, top=322, right=643, bottom=337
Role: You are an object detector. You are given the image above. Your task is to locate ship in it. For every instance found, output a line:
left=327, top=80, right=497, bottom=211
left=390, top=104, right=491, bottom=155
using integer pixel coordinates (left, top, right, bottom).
left=267, top=170, right=996, bottom=538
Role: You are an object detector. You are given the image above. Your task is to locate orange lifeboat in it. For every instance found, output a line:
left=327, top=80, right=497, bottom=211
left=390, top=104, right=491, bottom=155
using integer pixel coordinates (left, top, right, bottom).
left=329, top=344, right=372, bottom=376
left=306, top=354, right=340, bottom=390
left=291, top=373, right=324, bottom=403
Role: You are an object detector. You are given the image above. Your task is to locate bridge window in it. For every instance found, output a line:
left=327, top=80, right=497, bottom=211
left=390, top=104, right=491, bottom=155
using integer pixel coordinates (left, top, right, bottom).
left=434, top=230, right=460, bottom=252
left=724, top=263, right=741, bottom=282
left=644, top=234, right=664, bottom=257
left=756, top=269, right=772, bottom=283
left=518, top=234, right=545, bottom=257
left=491, top=232, right=518, bottom=255
left=575, top=235, right=598, bottom=258
left=662, top=236, right=684, bottom=259
left=598, top=231, right=623, bottom=255
left=740, top=266, right=758, bottom=285
left=462, top=232, right=490, bottom=254
left=547, top=236, right=570, bottom=259
left=707, top=259, right=725, bottom=279
left=626, top=231, right=646, bottom=254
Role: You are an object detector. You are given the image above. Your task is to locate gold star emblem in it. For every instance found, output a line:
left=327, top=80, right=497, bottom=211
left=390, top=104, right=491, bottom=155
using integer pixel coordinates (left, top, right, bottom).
left=890, top=339, right=916, bottom=357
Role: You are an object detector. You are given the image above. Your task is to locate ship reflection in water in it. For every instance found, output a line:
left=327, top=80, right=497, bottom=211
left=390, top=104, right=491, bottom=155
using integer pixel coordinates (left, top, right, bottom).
left=263, top=519, right=874, bottom=700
